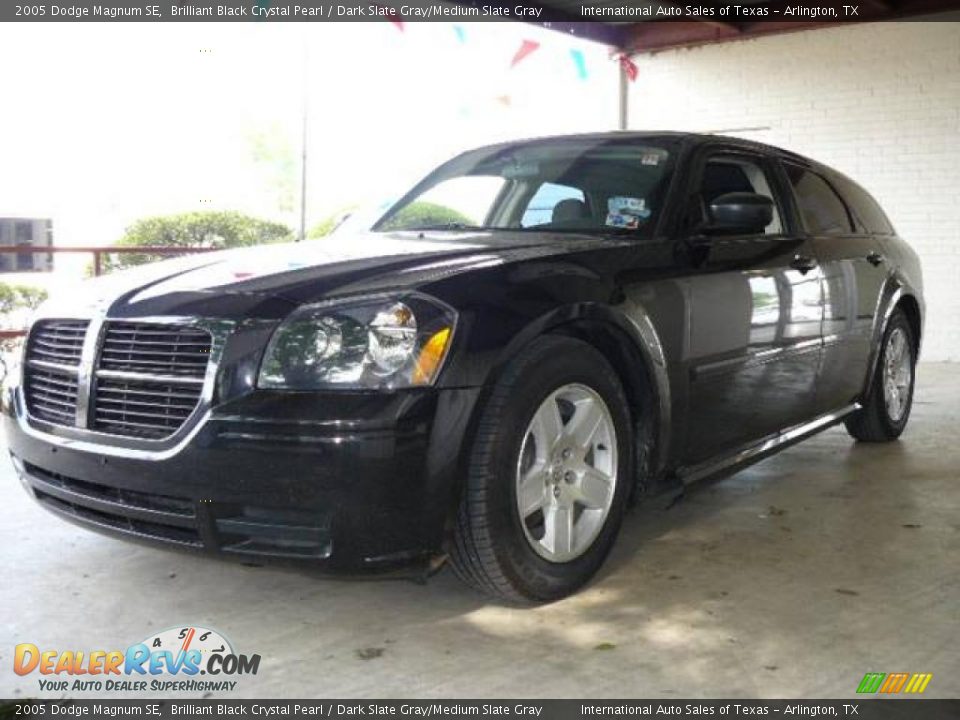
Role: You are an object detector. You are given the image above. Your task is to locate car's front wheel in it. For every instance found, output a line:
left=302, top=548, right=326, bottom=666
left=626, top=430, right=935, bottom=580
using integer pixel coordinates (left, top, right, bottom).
left=450, top=335, right=633, bottom=603
left=845, top=308, right=917, bottom=442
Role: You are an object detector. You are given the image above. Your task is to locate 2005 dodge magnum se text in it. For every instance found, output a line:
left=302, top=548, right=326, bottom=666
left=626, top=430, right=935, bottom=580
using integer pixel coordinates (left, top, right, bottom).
left=5, top=133, right=923, bottom=602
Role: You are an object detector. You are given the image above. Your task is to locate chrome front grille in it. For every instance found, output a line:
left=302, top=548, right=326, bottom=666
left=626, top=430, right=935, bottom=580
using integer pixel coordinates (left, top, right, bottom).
left=98, top=322, right=211, bottom=378
left=26, top=319, right=88, bottom=366
left=93, top=377, right=204, bottom=439
left=22, top=318, right=213, bottom=440
left=23, top=320, right=89, bottom=425
left=24, top=367, right=81, bottom=426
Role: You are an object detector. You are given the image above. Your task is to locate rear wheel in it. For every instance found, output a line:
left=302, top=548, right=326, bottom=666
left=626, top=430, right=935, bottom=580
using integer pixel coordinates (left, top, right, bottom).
left=845, top=309, right=916, bottom=442
left=450, top=335, right=633, bottom=603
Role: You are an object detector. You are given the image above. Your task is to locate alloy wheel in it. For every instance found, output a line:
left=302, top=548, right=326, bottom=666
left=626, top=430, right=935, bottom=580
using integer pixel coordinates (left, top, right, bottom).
left=515, top=383, right=618, bottom=563
left=883, top=327, right=912, bottom=423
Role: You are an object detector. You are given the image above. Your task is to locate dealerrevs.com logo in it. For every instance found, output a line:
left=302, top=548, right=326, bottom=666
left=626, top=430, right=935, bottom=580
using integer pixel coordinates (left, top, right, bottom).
left=14, top=626, right=260, bottom=693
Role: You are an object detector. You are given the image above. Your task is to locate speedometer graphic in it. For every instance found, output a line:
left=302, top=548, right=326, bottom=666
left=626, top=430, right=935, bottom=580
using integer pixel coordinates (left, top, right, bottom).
left=140, top=626, right=234, bottom=672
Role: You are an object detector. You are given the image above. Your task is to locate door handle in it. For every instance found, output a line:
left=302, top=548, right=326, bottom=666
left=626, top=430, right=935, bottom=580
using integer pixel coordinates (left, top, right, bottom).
left=790, top=254, right=818, bottom=274
left=866, top=251, right=885, bottom=267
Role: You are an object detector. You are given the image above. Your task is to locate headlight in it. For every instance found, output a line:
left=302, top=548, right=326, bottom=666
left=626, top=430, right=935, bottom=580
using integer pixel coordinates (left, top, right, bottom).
left=258, top=293, right=457, bottom=390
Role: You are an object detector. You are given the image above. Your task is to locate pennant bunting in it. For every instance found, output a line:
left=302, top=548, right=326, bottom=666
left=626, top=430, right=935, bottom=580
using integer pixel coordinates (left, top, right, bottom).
left=618, top=53, right=639, bottom=82
left=570, top=48, right=588, bottom=80
left=510, top=39, right=540, bottom=68
left=374, top=5, right=404, bottom=30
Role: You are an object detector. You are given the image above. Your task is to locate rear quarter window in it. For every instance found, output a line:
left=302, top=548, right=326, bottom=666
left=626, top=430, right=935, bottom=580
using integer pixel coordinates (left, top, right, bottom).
left=784, top=163, right=852, bottom=236
left=831, top=175, right=895, bottom=235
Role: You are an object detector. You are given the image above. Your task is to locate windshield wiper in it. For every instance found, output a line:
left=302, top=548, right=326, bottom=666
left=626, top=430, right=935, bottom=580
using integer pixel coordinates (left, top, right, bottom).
left=514, top=225, right=643, bottom=237
left=593, top=226, right=645, bottom=237
left=405, top=222, right=490, bottom=232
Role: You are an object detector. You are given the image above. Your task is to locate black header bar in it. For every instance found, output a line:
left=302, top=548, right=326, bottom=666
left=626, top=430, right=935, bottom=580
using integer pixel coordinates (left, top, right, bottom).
left=2, top=699, right=960, bottom=719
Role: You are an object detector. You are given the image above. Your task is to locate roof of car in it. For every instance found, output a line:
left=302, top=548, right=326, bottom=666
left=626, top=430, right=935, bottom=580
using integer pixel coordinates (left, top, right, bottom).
left=476, top=131, right=816, bottom=166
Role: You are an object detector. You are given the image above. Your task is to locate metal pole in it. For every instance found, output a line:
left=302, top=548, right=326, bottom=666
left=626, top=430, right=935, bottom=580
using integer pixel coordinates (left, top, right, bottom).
left=618, top=60, right=629, bottom=131
left=298, top=39, right=309, bottom=242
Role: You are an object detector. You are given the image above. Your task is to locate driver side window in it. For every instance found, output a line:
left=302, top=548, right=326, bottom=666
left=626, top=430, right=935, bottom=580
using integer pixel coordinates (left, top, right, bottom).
left=700, top=156, right=783, bottom=235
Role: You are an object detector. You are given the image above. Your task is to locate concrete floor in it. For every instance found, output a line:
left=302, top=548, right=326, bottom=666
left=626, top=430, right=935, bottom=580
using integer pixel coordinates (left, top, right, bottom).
left=2, top=363, right=957, bottom=699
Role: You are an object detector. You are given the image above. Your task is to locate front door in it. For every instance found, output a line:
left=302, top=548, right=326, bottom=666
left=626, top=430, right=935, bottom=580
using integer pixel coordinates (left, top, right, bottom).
left=683, top=151, right=823, bottom=465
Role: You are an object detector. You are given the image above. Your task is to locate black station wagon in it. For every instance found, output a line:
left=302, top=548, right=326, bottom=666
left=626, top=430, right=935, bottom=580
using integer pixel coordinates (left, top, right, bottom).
left=5, top=132, right=923, bottom=601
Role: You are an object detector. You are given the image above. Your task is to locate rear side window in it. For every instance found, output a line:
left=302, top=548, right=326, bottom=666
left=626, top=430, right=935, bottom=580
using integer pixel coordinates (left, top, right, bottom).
left=784, top=164, right=852, bottom=236
left=831, top=175, right=895, bottom=235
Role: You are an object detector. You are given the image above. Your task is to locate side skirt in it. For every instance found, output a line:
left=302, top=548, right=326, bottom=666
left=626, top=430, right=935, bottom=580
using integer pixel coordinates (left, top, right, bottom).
left=676, top=403, right=861, bottom=487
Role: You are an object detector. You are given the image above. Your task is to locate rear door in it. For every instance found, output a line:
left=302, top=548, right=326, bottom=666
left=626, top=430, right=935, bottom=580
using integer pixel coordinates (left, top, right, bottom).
left=683, top=148, right=823, bottom=464
left=781, top=163, right=889, bottom=415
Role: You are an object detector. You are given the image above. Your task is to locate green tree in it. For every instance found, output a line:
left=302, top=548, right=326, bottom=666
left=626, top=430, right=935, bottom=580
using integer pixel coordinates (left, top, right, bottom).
left=247, top=123, right=297, bottom=216
left=0, top=283, right=48, bottom=383
left=307, top=206, right=357, bottom=239
left=103, top=211, right=294, bottom=273
left=377, top=201, right=472, bottom=231
left=2, top=285, right=48, bottom=314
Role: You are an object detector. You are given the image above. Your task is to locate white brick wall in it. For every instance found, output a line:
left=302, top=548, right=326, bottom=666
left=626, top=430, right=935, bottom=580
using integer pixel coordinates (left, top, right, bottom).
left=628, top=21, right=960, bottom=361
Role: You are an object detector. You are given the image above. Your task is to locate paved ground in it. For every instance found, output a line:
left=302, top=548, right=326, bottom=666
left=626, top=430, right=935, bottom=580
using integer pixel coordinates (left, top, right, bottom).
left=2, top=364, right=957, bottom=699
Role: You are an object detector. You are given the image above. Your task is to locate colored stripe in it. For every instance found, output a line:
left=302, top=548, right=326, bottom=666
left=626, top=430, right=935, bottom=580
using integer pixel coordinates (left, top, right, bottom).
left=857, top=673, right=885, bottom=693
left=917, top=673, right=933, bottom=693
left=891, top=673, right=909, bottom=693
left=879, top=672, right=908, bottom=693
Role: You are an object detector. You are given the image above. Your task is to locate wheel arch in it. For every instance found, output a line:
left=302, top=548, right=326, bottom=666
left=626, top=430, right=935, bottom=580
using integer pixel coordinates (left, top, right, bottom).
left=897, top=293, right=923, bottom=356
left=863, top=279, right=923, bottom=399
left=453, top=302, right=672, bottom=509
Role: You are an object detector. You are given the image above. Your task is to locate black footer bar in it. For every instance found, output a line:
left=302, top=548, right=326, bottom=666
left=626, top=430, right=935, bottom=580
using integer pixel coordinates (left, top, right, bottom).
left=3, top=699, right=959, bottom=720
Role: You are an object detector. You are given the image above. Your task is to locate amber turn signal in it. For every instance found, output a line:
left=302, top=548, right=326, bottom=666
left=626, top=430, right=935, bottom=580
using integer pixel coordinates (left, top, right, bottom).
left=413, top=327, right=453, bottom=385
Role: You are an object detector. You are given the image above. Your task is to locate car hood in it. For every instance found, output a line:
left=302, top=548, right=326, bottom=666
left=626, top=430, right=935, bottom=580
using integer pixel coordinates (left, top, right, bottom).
left=38, top=230, right=617, bottom=319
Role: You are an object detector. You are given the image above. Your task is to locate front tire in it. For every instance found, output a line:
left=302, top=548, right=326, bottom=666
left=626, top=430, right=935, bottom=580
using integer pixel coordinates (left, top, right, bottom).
left=450, top=335, right=633, bottom=603
left=845, top=308, right=916, bottom=442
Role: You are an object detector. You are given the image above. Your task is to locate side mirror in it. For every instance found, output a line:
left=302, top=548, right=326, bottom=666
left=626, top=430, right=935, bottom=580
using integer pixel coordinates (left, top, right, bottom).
left=704, top=192, right=774, bottom=235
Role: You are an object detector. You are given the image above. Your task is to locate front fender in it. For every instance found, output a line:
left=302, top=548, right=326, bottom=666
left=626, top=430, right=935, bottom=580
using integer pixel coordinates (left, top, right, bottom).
left=478, top=300, right=673, bottom=479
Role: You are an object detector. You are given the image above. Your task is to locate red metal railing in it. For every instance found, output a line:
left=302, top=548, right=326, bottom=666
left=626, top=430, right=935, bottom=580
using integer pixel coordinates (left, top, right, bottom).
left=0, top=244, right=218, bottom=277
left=0, top=244, right=219, bottom=340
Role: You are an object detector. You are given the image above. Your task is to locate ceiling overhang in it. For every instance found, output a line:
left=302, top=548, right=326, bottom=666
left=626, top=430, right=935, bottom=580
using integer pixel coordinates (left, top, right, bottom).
left=463, top=0, right=960, bottom=52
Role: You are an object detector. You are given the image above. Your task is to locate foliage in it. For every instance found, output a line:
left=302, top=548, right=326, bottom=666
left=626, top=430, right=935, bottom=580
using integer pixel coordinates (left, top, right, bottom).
left=377, top=201, right=473, bottom=231
left=103, top=211, right=294, bottom=273
left=0, top=283, right=49, bottom=383
left=247, top=124, right=297, bottom=216
left=307, top=206, right=358, bottom=239
left=307, top=216, right=340, bottom=239
left=0, top=284, right=48, bottom=316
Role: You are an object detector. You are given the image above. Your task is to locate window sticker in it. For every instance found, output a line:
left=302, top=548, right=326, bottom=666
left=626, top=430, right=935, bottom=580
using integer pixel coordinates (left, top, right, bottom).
left=605, top=196, right=650, bottom=228
left=641, top=152, right=663, bottom=166
left=608, top=196, right=646, bottom=213
left=605, top=212, right=640, bottom=229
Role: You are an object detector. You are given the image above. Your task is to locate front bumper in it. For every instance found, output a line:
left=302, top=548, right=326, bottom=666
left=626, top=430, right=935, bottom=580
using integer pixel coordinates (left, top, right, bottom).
left=5, top=385, right=480, bottom=572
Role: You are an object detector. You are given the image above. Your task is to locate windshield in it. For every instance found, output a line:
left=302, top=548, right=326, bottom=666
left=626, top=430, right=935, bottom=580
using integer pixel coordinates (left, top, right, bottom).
left=373, top=137, right=676, bottom=237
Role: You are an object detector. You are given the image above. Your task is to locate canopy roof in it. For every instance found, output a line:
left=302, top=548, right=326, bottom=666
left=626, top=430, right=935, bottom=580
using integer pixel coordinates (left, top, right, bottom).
left=467, top=0, right=960, bottom=52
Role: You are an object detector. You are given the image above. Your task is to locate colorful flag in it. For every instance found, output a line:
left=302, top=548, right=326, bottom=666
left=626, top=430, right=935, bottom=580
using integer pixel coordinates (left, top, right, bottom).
left=510, top=39, right=540, bottom=68
left=570, top=48, right=588, bottom=80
